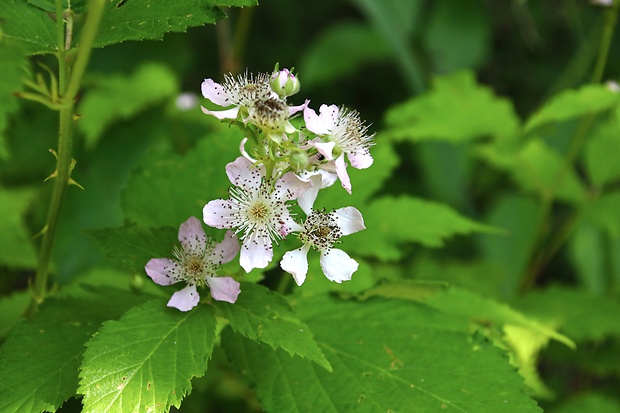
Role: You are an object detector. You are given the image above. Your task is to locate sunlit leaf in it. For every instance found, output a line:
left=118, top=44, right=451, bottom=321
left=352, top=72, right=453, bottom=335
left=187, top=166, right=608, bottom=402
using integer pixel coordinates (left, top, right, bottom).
left=525, top=84, right=620, bottom=133
left=345, top=196, right=493, bottom=261
left=384, top=71, right=520, bottom=142
left=584, top=191, right=620, bottom=238
left=79, top=299, right=217, bottom=413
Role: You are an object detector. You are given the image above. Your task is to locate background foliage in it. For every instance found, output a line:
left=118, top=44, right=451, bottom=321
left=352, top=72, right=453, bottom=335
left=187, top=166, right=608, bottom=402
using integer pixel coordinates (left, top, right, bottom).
left=1, top=0, right=620, bottom=412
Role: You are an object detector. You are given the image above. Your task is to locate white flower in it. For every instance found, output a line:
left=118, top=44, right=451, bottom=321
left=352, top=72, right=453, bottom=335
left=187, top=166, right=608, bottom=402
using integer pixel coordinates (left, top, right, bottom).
left=203, top=157, right=311, bottom=272
left=304, top=104, right=374, bottom=194
left=145, top=217, right=241, bottom=311
left=280, top=175, right=365, bottom=285
left=201, top=71, right=307, bottom=142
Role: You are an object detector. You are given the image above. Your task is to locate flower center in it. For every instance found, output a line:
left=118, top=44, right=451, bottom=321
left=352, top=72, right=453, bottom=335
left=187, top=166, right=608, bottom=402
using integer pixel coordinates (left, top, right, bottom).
left=251, top=97, right=288, bottom=131
left=249, top=201, right=270, bottom=223
left=300, top=209, right=342, bottom=251
left=185, top=255, right=205, bottom=276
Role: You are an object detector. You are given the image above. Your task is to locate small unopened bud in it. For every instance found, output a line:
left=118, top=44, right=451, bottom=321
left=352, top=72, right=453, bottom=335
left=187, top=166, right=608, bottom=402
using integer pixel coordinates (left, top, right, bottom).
left=271, top=68, right=300, bottom=98
left=289, top=149, right=310, bottom=170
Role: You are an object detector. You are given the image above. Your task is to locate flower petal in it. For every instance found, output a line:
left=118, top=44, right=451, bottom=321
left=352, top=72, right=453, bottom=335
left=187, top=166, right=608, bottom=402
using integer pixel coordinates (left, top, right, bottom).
left=200, top=106, right=240, bottom=120
left=145, top=258, right=181, bottom=286
left=297, top=174, right=322, bottom=215
left=212, top=230, right=240, bottom=265
left=207, top=276, right=241, bottom=303
left=333, top=207, right=365, bottom=236
left=304, top=105, right=332, bottom=135
left=178, top=216, right=207, bottom=253
left=281, top=244, right=311, bottom=286
left=334, top=154, right=352, bottom=194
left=201, top=78, right=232, bottom=106
left=289, top=99, right=309, bottom=116
left=226, top=156, right=263, bottom=189
left=274, top=171, right=312, bottom=201
left=167, top=284, right=200, bottom=311
left=347, top=150, right=374, bottom=169
left=203, top=199, right=237, bottom=229
left=239, top=232, right=273, bottom=272
left=320, top=248, right=358, bottom=283
left=313, top=141, right=336, bottom=161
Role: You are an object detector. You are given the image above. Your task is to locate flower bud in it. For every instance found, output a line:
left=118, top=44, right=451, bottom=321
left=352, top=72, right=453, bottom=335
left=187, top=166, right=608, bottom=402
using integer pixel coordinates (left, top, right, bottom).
left=289, top=149, right=310, bottom=170
left=270, top=68, right=300, bottom=98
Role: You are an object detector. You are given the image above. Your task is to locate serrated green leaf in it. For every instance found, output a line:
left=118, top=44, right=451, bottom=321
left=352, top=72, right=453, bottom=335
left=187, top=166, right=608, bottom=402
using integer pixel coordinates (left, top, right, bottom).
left=79, top=299, right=217, bottom=413
left=121, top=130, right=245, bottom=227
left=88, top=225, right=177, bottom=273
left=525, top=84, right=620, bottom=133
left=77, top=63, right=178, bottom=149
left=223, top=296, right=542, bottom=413
left=0, top=288, right=152, bottom=413
left=92, top=0, right=257, bottom=49
left=0, top=44, right=27, bottom=159
left=585, top=120, right=620, bottom=187
left=384, top=71, right=520, bottom=142
left=213, top=283, right=331, bottom=371
left=0, top=188, right=36, bottom=268
left=484, top=138, right=587, bottom=204
left=514, top=286, right=620, bottom=342
left=0, top=0, right=57, bottom=55
left=345, top=196, right=493, bottom=261
left=301, top=22, right=389, bottom=87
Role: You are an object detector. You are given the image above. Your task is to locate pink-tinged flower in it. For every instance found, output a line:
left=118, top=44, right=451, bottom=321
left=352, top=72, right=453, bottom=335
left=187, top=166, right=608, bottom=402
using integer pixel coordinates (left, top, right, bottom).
left=304, top=104, right=374, bottom=194
left=280, top=175, right=365, bottom=286
left=145, top=217, right=241, bottom=311
left=203, top=157, right=312, bottom=273
left=201, top=71, right=308, bottom=142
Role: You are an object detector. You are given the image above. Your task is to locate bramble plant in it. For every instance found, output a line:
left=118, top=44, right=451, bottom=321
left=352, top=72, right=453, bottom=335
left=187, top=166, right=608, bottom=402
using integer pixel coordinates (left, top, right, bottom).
left=1, top=1, right=620, bottom=413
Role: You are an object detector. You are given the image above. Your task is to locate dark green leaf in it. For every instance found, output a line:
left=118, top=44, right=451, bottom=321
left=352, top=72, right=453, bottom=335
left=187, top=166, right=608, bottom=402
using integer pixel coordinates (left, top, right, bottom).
left=77, top=63, right=178, bottom=149
left=79, top=299, right=217, bottom=413
left=213, top=283, right=331, bottom=371
left=0, top=288, right=152, bottom=413
left=0, top=188, right=37, bottom=268
left=121, top=129, right=245, bottom=227
left=0, top=0, right=57, bottom=55
left=223, top=296, right=542, bottom=413
left=0, top=44, right=27, bottom=158
left=88, top=224, right=177, bottom=273
left=514, top=286, right=620, bottom=342
left=92, top=0, right=257, bottom=49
